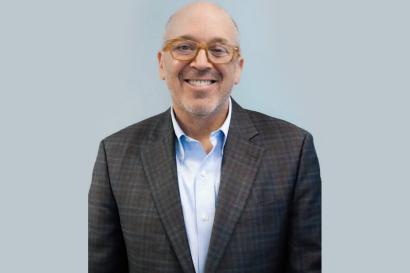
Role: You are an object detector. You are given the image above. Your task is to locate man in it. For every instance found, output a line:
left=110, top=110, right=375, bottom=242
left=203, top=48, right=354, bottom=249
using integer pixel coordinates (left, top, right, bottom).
left=89, top=2, right=321, bottom=273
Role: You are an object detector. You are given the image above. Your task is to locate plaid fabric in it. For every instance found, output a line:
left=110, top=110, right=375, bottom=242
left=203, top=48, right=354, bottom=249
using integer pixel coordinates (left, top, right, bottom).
left=89, top=99, right=321, bottom=273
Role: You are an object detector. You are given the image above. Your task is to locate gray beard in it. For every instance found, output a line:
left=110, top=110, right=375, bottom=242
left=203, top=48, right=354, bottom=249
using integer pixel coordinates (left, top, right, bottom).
left=179, top=91, right=231, bottom=118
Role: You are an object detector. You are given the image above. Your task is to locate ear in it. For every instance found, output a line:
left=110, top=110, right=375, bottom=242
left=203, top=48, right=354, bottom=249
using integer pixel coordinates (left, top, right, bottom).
left=234, top=57, right=244, bottom=85
left=157, top=51, right=166, bottom=80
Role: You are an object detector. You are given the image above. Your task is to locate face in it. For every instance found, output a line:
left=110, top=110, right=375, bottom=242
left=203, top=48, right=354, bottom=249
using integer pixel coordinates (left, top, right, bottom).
left=157, top=6, right=244, bottom=118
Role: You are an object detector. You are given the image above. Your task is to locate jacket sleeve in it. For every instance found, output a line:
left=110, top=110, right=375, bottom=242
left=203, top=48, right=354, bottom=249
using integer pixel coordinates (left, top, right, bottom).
left=88, top=141, right=128, bottom=273
left=286, top=133, right=322, bottom=273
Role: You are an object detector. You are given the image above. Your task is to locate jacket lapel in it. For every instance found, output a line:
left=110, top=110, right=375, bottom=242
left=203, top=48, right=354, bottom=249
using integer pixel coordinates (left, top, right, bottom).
left=140, top=111, right=196, bottom=273
left=140, top=101, right=264, bottom=273
left=205, top=100, right=264, bottom=273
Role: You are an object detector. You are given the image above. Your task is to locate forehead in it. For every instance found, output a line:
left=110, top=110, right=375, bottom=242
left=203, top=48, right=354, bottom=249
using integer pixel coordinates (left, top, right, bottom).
left=165, top=7, right=238, bottom=44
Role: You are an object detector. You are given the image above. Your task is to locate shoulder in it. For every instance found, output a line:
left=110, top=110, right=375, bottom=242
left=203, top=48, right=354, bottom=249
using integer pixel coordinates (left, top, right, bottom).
left=245, top=108, right=310, bottom=139
left=240, top=108, right=314, bottom=157
left=101, top=110, right=169, bottom=150
left=236, top=108, right=319, bottom=175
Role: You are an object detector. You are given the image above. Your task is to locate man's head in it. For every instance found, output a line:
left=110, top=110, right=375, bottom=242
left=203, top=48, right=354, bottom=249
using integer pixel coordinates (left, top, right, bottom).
left=157, top=1, right=244, bottom=118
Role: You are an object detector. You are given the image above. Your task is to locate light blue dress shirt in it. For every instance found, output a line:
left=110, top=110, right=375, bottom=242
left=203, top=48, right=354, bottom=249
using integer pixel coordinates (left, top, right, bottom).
left=170, top=99, right=232, bottom=273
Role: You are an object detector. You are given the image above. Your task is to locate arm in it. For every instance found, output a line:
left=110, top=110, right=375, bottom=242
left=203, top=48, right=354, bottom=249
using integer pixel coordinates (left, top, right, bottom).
left=88, top=141, right=128, bottom=273
left=287, top=133, right=322, bottom=273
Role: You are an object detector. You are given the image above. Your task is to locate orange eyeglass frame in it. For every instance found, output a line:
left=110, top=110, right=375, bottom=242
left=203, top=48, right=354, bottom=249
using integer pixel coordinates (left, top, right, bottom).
left=162, top=38, right=241, bottom=64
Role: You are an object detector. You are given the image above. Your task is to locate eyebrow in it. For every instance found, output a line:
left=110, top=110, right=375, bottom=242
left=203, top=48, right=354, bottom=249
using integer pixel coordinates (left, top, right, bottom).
left=176, top=35, right=231, bottom=45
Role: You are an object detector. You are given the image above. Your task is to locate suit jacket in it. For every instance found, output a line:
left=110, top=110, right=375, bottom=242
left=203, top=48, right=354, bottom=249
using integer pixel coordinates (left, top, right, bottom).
left=89, top=99, right=321, bottom=273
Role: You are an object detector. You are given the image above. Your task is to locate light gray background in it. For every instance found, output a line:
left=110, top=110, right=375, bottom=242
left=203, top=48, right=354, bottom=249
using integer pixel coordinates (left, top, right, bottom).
left=1, top=0, right=409, bottom=272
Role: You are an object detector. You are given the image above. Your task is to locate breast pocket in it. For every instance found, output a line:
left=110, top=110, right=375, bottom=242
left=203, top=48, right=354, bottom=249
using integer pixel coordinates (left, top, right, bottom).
left=119, top=193, right=166, bottom=235
left=238, top=187, right=289, bottom=228
left=120, top=203, right=171, bottom=255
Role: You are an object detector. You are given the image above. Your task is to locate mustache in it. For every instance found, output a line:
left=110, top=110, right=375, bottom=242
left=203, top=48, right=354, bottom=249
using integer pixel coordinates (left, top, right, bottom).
left=181, top=70, right=221, bottom=80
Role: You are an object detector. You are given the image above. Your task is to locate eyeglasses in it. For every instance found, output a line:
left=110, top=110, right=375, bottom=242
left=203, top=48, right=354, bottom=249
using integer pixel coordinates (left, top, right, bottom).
left=162, top=38, right=240, bottom=64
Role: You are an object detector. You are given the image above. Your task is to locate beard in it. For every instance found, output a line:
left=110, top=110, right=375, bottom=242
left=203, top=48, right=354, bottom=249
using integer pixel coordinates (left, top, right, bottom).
left=174, top=88, right=231, bottom=118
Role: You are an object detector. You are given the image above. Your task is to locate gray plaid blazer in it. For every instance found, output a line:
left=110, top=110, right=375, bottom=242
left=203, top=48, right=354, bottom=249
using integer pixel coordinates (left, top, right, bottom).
left=89, top=99, right=321, bottom=273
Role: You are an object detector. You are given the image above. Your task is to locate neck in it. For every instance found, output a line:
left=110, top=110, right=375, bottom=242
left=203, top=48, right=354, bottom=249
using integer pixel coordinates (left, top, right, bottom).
left=173, top=100, right=229, bottom=142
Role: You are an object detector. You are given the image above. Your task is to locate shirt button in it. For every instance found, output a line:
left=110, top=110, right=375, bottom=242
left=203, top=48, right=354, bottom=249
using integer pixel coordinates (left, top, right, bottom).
left=201, top=214, right=209, bottom=222
left=200, top=171, right=206, bottom=178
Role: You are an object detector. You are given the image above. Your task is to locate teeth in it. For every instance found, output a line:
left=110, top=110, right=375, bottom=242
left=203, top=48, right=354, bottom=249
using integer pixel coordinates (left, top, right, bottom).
left=187, top=80, right=213, bottom=86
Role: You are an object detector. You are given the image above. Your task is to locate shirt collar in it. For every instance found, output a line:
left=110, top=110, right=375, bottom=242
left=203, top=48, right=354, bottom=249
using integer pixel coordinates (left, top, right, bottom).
left=171, top=98, right=232, bottom=159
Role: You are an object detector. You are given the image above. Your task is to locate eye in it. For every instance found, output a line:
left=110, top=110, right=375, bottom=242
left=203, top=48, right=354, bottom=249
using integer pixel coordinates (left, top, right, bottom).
left=209, top=45, right=230, bottom=57
left=176, top=45, right=193, bottom=50
left=172, top=42, right=197, bottom=55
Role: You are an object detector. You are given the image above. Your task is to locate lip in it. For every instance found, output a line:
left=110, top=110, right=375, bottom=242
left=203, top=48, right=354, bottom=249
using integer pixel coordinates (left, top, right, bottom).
left=184, top=79, right=217, bottom=82
left=183, top=79, right=218, bottom=90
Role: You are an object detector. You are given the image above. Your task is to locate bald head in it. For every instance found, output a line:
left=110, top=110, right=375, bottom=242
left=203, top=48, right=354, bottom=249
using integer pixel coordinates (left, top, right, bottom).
left=163, top=1, right=240, bottom=45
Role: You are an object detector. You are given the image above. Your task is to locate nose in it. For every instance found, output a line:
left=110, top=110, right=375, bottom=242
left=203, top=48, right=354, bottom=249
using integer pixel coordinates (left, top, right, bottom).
left=190, top=49, right=213, bottom=69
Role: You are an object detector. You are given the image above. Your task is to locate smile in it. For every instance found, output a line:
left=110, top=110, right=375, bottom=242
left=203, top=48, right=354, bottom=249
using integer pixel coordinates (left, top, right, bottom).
left=184, top=79, right=217, bottom=87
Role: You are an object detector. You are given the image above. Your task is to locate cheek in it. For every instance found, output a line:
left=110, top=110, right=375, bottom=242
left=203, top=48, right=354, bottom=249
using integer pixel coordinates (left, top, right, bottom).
left=221, top=68, right=237, bottom=85
left=165, top=60, right=185, bottom=77
left=164, top=65, right=185, bottom=90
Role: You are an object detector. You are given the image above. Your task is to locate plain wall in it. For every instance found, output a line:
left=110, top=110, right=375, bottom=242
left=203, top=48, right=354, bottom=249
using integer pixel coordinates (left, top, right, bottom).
left=1, top=0, right=409, bottom=272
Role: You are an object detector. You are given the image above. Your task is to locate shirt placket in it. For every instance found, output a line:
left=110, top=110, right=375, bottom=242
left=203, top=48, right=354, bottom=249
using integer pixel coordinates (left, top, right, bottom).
left=194, top=133, right=219, bottom=273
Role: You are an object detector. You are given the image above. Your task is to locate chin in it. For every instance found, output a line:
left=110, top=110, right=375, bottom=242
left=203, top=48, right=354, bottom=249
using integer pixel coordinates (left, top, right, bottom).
left=181, top=97, right=227, bottom=117
left=183, top=104, right=216, bottom=116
